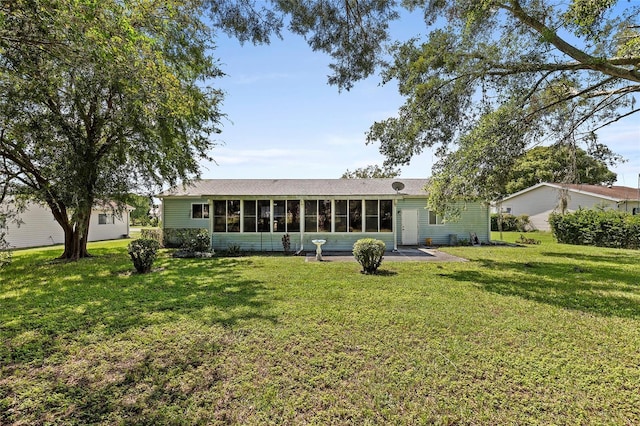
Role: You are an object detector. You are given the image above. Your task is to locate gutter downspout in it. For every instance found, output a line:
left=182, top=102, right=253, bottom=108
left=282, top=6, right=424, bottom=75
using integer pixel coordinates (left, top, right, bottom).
left=393, top=198, right=398, bottom=252
left=297, top=198, right=304, bottom=255
left=208, top=198, right=213, bottom=250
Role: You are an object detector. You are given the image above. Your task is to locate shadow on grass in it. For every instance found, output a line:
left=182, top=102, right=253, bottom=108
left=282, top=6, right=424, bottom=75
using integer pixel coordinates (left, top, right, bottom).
left=444, top=256, right=640, bottom=319
left=1, top=254, right=276, bottom=364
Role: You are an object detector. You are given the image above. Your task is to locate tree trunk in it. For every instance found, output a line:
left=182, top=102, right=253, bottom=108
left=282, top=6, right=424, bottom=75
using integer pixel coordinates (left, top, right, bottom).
left=58, top=205, right=92, bottom=260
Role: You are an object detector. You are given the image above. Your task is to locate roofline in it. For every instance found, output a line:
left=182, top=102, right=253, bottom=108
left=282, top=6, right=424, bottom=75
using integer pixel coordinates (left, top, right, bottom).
left=501, top=182, right=640, bottom=203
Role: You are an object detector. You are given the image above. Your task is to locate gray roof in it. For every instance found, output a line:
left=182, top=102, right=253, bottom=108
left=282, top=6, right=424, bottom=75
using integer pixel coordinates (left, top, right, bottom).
left=159, top=178, right=430, bottom=197
left=503, top=182, right=640, bottom=202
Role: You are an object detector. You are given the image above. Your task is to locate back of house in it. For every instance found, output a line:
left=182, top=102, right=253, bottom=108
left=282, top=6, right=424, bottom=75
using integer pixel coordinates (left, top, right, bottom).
left=159, top=178, right=491, bottom=252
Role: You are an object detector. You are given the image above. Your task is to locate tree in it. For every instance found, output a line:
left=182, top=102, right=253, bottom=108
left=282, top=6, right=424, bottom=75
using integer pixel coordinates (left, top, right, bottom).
left=0, top=0, right=223, bottom=259
left=341, top=164, right=400, bottom=179
left=126, top=194, right=153, bottom=227
left=506, top=146, right=618, bottom=194
left=202, top=1, right=637, bottom=211
left=363, top=0, right=639, bottom=211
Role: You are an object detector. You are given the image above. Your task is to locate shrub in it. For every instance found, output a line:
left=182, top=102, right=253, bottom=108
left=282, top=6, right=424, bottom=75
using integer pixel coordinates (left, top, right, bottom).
left=491, top=213, right=531, bottom=232
left=516, top=234, right=541, bottom=245
left=282, top=233, right=290, bottom=254
left=353, top=238, right=385, bottom=274
left=128, top=238, right=160, bottom=273
left=163, top=228, right=208, bottom=248
left=140, top=228, right=163, bottom=248
left=183, top=229, right=210, bottom=253
left=549, top=209, right=640, bottom=249
left=226, top=243, right=242, bottom=257
left=0, top=236, right=11, bottom=269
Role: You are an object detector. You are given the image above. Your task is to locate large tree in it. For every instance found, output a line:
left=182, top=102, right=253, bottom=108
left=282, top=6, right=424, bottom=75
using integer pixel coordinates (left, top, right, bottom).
left=0, top=0, right=222, bottom=259
left=216, top=1, right=638, bottom=211
left=506, top=145, right=618, bottom=194
left=363, top=0, right=639, bottom=210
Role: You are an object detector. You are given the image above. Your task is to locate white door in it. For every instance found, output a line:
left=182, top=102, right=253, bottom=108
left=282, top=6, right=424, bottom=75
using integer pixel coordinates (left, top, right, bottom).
left=401, top=209, right=418, bottom=245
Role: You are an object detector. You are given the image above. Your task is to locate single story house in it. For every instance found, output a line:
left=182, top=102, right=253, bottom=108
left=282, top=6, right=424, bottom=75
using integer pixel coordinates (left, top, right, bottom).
left=1, top=201, right=131, bottom=249
left=158, top=178, right=491, bottom=252
left=498, top=182, right=640, bottom=231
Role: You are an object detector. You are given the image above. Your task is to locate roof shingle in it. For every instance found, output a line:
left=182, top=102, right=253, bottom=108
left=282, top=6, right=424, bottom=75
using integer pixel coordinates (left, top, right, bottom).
left=159, top=178, right=430, bottom=197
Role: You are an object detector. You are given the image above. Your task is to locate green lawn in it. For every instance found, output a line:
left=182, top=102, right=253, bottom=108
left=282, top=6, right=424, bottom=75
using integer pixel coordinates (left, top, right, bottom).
left=2, top=234, right=640, bottom=424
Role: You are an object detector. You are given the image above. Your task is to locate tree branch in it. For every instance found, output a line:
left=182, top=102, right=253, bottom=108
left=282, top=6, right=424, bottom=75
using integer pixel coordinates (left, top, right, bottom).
left=504, top=0, right=640, bottom=83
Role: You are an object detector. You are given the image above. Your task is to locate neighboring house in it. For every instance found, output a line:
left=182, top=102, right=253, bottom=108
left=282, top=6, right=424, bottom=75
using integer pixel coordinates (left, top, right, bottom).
left=498, top=182, right=640, bottom=231
left=158, top=178, right=491, bottom=252
left=2, top=201, right=131, bottom=249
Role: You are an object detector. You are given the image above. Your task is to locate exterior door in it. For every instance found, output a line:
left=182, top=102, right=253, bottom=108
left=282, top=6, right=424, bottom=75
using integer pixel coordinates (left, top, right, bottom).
left=401, top=209, right=418, bottom=245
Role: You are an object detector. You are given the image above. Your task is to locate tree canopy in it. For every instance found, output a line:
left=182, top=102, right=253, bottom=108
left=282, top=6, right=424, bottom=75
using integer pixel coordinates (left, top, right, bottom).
left=0, top=0, right=223, bottom=258
left=362, top=0, right=639, bottom=210
left=506, top=146, right=618, bottom=194
left=341, top=164, right=400, bottom=179
left=206, top=1, right=637, bottom=209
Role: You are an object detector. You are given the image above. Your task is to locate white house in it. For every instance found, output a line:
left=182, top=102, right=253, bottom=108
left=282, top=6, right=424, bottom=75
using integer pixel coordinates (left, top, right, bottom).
left=498, top=182, right=640, bottom=231
left=1, top=201, right=131, bottom=249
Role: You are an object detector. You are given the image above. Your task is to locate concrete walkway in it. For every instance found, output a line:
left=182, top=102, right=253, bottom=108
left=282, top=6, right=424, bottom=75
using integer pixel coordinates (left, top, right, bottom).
left=305, top=247, right=468, bottom=263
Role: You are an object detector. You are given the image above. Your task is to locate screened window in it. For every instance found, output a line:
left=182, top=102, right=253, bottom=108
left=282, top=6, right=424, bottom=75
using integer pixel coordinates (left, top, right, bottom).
left=227, top=200, right=240, bottom=232
left=304, top=200, right=331, bottom=232
left=428, top=210, right=443, bottom=225
left=304, top=200, right=318, bottom=232
left=273, top=200, right=300, bottom=232
left=364, top=200, right=393, bottom=232
left=349, top=200, right=362, bottom=232
left=213, top=201, right=226, bottom=232
left=380, top=200, right=393, bottom=232
left=365, top=200, right=379, bottom=232
left=258, top=200, right=271, bottom=232
left=318, top=200, right=331, bottom=232
left=191, top=203, right=209, bottom=219
left=244, top=200, right=257, bottom=232
left=335, top=200, right=347, bottom=232
left=212, top=200, right=241, bottom=232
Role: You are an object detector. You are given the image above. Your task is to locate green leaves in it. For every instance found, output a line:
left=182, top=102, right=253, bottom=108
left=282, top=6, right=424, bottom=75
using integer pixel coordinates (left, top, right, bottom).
left=0, top=0, right=223, bottom=258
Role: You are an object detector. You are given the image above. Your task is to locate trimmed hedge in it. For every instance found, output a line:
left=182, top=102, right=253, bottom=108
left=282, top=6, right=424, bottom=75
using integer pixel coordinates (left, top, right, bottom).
left=353, top=238, right=385, bottom=274
left=491, top=213, right=531, bottom=232
left=549, top=209, right=640, bottom=249
left=163, top=228, right=209, bottom=248
left=128, top=238, right=160, bottom=273
left=140, top=228, right=163, bottom=248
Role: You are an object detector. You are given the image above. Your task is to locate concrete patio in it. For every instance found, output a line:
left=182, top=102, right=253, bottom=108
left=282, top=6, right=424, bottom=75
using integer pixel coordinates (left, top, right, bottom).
left=305, top=247, right=468, bottom=262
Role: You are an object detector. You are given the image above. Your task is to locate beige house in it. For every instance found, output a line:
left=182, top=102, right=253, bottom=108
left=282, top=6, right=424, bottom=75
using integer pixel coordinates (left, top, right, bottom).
left=499, top=182, right=640, bottom=231
left=1, top=201, right=131, bottom=249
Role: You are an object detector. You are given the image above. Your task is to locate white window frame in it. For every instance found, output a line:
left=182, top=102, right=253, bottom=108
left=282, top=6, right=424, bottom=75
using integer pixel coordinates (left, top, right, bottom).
left=427, top=210, right=443, bottom=225
left=98, top=213, right=114, bottom=225
left=191, top=203, right=209, bottom=219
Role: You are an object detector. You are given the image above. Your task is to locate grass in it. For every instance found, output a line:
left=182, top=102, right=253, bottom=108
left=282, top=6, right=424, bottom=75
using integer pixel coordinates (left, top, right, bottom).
left=1, top=234, right=640, bottom=424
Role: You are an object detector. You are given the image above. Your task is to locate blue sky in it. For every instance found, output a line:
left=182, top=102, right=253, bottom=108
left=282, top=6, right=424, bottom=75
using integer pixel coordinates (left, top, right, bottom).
left=201, top=14, right=640, bottom=188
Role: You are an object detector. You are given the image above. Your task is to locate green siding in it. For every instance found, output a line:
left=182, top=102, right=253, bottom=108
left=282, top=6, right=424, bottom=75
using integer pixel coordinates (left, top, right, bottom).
left=163, top=197, right=210, bottom=229
left=163, top=196, right=489, bottom=251
left=396, top=198, right=489, bottom=245
left=211, top=232, right=394, bottom=252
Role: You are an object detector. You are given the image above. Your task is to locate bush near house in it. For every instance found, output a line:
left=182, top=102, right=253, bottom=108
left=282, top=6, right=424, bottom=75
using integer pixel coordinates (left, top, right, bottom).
left=491, top=213, right=531, bottom=232
left=549, top=209, right=640, bottom=249
left=128, top=238, right=160, bottom=273
left=353, top=238, right=385, bottom=274
left=140, top=228, right=163, bottom=248
left=163, top=228, right=209, bottom=248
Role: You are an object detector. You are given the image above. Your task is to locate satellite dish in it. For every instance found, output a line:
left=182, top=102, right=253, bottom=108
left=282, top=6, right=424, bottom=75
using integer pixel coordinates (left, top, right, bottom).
left=391, top=181, right=405, bottom=192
